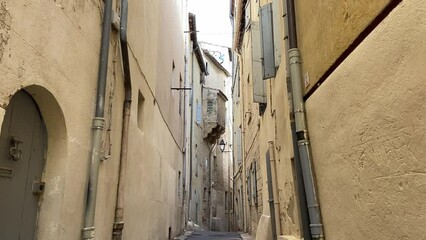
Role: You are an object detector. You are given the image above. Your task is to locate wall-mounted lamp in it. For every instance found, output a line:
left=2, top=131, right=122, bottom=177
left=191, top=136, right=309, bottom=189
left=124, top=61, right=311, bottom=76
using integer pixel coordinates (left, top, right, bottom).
left=219, top=139, right=226, bottom=152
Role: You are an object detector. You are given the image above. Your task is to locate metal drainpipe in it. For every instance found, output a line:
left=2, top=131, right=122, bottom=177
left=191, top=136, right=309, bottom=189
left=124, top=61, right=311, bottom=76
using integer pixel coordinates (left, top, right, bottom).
left=265, top=145, right=277, bottom=240
left=208, top=142, right=217, bottom=230
left=112, top=0, right=132, bottom=239
left=82, top=0, right=113, bottom=238
left=282, top=1, right=311, bottom=239
left=188, top=43, right=195, bottom=221
left=268, top=141, right=282, bottom=237
left=182, top=17, right=189, bottom=226
left=285, top=0, right=324, bottom=239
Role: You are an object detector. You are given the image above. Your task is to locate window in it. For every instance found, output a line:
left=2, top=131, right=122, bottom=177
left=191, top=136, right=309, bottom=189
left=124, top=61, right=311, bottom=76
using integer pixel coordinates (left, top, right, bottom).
left=251, top=22, right=267, bottom=104
left=272, top=0, right=282, bottom=67
left=260, top=3, right=276, bottom=79
left=196, top=100, right=202, bottom=125
left=137, top=91, right=145, bottom=130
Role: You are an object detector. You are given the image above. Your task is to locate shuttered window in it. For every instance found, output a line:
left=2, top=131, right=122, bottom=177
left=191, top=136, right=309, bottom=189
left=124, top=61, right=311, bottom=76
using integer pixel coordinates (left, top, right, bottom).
left=272, top=0, right=282, bottom=68
left=260, top=3, right=276, bottom=79
left=251, top=21, right=267, bottom=104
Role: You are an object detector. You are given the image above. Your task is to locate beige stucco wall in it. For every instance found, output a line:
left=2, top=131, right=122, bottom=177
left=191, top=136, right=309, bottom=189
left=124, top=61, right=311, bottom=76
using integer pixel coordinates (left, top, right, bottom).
left=296, top=0, right=391, bottom=94
left=306, top=0, right=426, bottom=239
left=123, top=0, right=186, bottom=239
left=0, top=1, right=123, bottom=239
left=0, top=0, right=186, bottom=239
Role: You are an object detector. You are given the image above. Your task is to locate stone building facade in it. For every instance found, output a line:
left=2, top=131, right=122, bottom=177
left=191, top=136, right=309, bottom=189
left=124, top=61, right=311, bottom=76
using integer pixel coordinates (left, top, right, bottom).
left=186, top=14, right=232, bottom=231
left=0, top=0, right=188, bottom=239
left=231, top=0, right=426, bottom=239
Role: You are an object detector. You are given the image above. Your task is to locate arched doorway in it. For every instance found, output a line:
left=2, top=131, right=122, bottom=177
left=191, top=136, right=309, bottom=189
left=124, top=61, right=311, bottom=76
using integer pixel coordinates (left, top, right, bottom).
left=0, top=90, right=47, bottom=239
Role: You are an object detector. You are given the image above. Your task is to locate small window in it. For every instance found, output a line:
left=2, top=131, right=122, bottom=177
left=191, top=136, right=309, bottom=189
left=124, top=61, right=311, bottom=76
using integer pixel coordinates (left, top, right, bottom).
left=260, top=3, right=276, bottom=79
left=137, top=91, right=145, bottom=130
left=251, top=22, right=267, bottom=104
left=196, top=100, right=202, bottom=125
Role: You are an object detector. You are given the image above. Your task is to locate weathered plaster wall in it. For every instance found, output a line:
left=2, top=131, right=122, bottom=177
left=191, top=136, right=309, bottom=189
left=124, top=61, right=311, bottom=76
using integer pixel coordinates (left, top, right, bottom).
left=0, top=0, right=125, bottom=239
left=306, top=0, right=426, bottom=239
left=123, top=0, right=186, bottom=239
left=0, top=0, right=186, bottom=239
left=235, top=0, right=302, bottom=238
left=295, top=0, right=391, bottom=94
left=187, top=50, right=208, bottom=228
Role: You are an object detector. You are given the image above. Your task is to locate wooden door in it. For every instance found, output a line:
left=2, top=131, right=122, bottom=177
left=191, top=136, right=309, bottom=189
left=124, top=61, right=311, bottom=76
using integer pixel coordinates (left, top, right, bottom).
left=0, top=90, right=47, bottom=239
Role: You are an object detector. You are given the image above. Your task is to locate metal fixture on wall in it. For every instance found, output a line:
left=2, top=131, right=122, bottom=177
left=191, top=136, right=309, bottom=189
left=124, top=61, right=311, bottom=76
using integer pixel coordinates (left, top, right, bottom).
left=219, top=139, right=226, bottom=152
left=82, top=0, right=113, bottom=238
left=284, top=0, right=324, bottom=239
left=112, top=0, right=133, bottom=238
left=265, top=148, right=277, bottom=240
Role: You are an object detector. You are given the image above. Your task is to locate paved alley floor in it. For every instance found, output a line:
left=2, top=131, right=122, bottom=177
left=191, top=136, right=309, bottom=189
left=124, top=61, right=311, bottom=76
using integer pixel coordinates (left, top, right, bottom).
left=185, top=231, right=242, bottom=239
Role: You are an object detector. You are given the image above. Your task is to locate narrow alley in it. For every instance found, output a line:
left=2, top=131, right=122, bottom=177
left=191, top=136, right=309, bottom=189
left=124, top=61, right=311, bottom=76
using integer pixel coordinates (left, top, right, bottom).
left=0, top=0, right=425, bottom=240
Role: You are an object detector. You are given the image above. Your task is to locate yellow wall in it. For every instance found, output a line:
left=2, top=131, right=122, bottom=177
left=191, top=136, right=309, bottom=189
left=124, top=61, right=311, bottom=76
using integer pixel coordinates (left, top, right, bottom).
left=307, top=1, right=426, bottom=239
left=296, top=0, right=392, bottom=94
left=233, top=0, right=423, bottom=239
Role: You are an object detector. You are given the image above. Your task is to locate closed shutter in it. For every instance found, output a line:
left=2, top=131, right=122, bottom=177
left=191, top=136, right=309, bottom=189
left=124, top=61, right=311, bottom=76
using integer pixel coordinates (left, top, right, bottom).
left=251, top=21, right=267, bottom=104
left=260, top=3, right=276, bottom=79
left=272, top=0, right=282, bottom=68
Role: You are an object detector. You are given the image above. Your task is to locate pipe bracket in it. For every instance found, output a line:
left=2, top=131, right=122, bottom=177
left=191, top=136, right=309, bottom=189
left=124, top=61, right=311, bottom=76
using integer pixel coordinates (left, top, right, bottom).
left=298, top=140, right=310, bottom=146
left=82, top=227, right=95, bottom=240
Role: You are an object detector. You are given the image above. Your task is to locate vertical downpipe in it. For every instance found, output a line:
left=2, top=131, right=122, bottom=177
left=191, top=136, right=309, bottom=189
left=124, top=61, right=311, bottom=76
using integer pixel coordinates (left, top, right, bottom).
left=285, top=0, right=324, bottom=239
left=282, top=0, right=311, bottom=239
left=82, top=0, right=113, bottom=239
left=112, top=0, right=132, bottom=238
left=188, top=43, right=195, bottom=221
left=265, top=148, right=277, bottom=240
left=268, top=141, right=282, bottom=237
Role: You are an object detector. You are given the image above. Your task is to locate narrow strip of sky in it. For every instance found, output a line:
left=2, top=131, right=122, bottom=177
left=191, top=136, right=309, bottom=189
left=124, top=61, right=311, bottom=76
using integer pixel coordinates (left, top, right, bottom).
left=188, top=0, right=232, bottom=48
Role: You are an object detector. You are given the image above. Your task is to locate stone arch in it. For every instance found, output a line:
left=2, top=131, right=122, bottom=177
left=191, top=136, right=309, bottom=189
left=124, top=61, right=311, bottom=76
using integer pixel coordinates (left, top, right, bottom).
left=22, top=85, right=68, bottom=239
